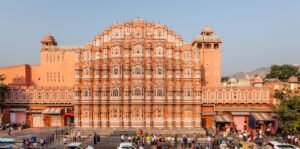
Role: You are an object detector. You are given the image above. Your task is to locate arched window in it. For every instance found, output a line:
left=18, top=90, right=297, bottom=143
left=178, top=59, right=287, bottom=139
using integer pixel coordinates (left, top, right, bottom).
left=135, top=67, right=141, bottom=74
left=205, top=44, right=211, bottom=49
left=157, top=68, right=163, bottom=75
left=114, top=68, right=118, bottom=75
left=214, top=44, right=219, bottom=49
left=157, top=89, right=163, bottom=96
left=197, top=43, right=202, bottom=49
left=113, top=89, right=118, bottom=96
left=113, top=47, right=120, bottom=55
left=155, top=46, right=163, bottom=56
left=86, top=68, right=90, bottom=75
left=187, top=90, right=191, bottom=96
left=135, top=88, right=141, bottom=96
left=134, top=45, right=142, bottom=56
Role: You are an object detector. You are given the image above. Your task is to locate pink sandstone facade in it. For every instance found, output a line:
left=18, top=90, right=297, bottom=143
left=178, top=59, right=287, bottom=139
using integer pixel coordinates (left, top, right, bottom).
left=0, top=19, right=275, bottom=129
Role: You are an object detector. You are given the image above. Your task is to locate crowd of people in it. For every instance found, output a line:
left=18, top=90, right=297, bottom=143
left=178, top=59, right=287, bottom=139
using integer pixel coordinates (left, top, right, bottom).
left=119, top=133, right=214, bottom=149
left=21, top=137, right=46, bottom=149
left=286, top=134, right=298, bottom=146
left=60, top=128, right=298, bottom=149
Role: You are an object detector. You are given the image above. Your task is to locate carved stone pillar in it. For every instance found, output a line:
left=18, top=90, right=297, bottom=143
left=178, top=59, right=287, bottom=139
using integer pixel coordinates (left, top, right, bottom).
left=93, top=105, right=100, bottom=127
left=74, top=105, right=81, bottom=127
left=167, top=105, right=173, bottom=127
left=145, top=105, right=152, bottom=128
left=195, top=105, right=202, bottom=127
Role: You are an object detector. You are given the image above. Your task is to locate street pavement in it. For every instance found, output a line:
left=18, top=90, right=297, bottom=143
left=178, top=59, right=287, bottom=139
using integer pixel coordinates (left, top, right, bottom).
left=0, top=127, right=295, bottom=149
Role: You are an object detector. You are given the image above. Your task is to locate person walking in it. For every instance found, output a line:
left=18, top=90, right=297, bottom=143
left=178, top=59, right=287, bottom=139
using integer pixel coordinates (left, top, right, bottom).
left=243, top=131, right=247, bottom=141
left=183, top=136, right=188, bottom=148
left=294, top=136, right=298, bottom=146
left=77, top=131, right=81, bottom=141
left=128, top=136, right=132, bottom=143
left=146, top=135, right=151, bottom=145
left=40, top=138, right=44, bottom=147
left=97, top=134, right=100, bottom=143
left=33, top=142, right=38, bottom=148
left=8, top=127, right=11, bottom=135
left=93, top=134, right=97, bottom=145
left=132, top=137, right=136, bottom=145
left=291, top=135, right=295, bottom=144
left=207, top=135, right=211, bottom=143
left=63, top=137, right=67, bottom=146
left=121, top=134, right=125, bottom=142
left=250, top=131, right=254, bottom=142
left=188, top=137, right=192, bottom=148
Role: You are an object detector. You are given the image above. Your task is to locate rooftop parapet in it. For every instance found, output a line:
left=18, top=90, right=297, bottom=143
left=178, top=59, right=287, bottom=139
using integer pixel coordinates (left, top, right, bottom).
left=192, top=35, right=221, bottom=43
left=41, top=45, right=84, bottom=51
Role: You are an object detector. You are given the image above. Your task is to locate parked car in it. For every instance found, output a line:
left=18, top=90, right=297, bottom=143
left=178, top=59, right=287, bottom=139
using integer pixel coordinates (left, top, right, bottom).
left=117, top=142, right=136, bottom=149
left=266, top=141, right=299, bottom=149
left=65, top=142, right=94, bottom=149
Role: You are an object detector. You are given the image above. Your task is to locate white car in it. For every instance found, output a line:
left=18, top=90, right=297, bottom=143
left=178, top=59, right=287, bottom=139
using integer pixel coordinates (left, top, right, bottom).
left=117, top=142, right=136, bottom=149
left=266, top=141, right=299, bottom=149
left=66, top=142, right=94, bottom=149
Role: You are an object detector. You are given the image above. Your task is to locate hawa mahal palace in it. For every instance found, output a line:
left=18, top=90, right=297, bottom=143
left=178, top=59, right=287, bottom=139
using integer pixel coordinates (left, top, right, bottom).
left=0, top=19, right=277, bottom=130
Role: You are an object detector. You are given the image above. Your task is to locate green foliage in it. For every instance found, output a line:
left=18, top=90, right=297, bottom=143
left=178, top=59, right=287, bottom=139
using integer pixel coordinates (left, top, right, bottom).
left=0, top=74, right=5, bottom=81
left=0, top=74, right=8, bottom=102
left=276, top=96, right=300, bottom=134
left=266, top=64, right=300, bottom=82
left=274, top=88, right=293, bottom=102
left=221, top=76, right=229, bottom=82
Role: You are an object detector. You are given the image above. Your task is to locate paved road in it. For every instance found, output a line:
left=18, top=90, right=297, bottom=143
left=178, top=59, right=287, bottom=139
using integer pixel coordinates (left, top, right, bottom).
left=0, top=127, right=67, bottom=148
left=0, top=128, right=294, bottom=149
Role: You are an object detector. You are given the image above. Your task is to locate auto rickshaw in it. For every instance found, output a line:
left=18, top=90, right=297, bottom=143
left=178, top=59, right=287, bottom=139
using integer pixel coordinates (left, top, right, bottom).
left=239, top=141, right=255, bottom=149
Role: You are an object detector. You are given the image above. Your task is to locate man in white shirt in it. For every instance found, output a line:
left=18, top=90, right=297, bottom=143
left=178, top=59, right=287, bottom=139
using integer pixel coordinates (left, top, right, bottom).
left=187, top=137, right=192, bottom=148
left=207, top=136, right=211, bottom=142
left=128, top=136, right=132, bottom=142
left=121, top=134, right=124, bottom=142
left=63, top=137, right=67, bottom=145
left=294, top=136, right=298, bottom=146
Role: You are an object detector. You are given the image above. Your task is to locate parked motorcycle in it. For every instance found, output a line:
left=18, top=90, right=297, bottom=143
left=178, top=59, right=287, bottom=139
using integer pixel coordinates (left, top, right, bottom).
left=254, top=137, right=263, bottom=146
left=226, top=137, right=236, bottom=148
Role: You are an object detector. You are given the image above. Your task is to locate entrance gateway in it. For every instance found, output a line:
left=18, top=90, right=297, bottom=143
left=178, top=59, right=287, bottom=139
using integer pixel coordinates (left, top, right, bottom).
left=32, top=114, right=43, bottom=127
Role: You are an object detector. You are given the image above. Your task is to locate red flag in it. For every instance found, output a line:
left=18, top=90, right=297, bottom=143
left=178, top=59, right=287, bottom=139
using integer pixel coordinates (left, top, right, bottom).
left=140, top=129, right=143, bottom=135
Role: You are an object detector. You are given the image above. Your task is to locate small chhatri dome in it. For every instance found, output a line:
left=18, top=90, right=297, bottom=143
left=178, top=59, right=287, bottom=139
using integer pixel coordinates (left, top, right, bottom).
left=228, top=78, right=237, bottom=83
left=253, top=76, right=263, bottom=83
left=288, top=76, right=298, bottom=83
left=133, top=18, right=144, bottom=25
left=202, top=27, right=213, bottom=34
left=95, top=34, right=101, bottom=38
left=41, top=34, right=57, bottom=45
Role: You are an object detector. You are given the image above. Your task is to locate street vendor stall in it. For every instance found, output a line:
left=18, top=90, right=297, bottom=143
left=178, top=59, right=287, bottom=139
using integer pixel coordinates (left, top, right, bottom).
left=249, top=112, right=274, bottom=133
left=213, top=115, right=234, bottom=133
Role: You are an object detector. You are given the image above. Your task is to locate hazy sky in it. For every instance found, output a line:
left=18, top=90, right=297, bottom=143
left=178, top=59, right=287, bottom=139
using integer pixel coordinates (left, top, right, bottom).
left=0, top=0, right=299, bottom=76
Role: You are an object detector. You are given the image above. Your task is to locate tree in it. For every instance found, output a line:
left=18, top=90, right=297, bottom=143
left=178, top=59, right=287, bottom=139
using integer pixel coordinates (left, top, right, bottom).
left=265, top=64, right=300, bottom=82
left=221, top=76, right=229, bottom=82
left=0, top=74, right=8, bottom=102
left=276, top=96, right=300, bottom=134
left=274, top=85, right=293, bottom=103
